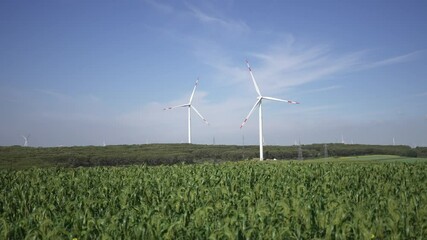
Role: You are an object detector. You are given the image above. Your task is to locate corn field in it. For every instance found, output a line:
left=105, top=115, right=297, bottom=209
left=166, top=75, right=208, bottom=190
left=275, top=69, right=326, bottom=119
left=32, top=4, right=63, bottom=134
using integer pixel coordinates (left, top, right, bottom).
left=1, top=161, right=427, bottom=239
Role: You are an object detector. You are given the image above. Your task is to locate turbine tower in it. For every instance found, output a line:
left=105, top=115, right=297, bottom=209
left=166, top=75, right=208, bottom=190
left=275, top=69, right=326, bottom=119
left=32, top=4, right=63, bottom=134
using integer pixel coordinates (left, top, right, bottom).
left=324, top=144, right=328, bottom=158
left=297, top=140, right=303, bottom=160
left=164, top=78, right=209, bottom=144
left=240, top=60, right=299, bottom=160
left=22, top=134, right=30, bottom=147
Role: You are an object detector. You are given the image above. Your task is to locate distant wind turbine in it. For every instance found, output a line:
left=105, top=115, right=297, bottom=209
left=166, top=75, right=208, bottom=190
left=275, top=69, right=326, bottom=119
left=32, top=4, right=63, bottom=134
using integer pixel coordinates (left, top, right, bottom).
left=22, top=134, right=30, bottom=147
left=163, top=78, right=209, bottom=144
left=240, top=60, right=299, bottom=161
left=297, top=139, right=303, bottom=160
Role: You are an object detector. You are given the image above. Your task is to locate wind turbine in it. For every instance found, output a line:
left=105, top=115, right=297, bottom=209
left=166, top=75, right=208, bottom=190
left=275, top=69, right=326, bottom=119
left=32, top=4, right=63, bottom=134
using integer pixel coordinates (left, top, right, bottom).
left=240, top=60, right=299, bottom=160
left=163, top=78, right=209, bottom=144
left=22, top=134, right=30, bottom=147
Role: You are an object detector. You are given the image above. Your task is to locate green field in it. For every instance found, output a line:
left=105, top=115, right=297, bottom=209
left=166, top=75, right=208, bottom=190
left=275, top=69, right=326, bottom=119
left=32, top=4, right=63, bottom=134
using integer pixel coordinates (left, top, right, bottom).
left=304, top=155, right=427, bottom=164
left=1, top=156, right=427, bottom=239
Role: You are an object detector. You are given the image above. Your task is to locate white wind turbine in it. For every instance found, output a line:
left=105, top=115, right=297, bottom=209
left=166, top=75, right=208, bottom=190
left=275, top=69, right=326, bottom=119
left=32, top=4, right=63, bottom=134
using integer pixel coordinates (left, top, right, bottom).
left=240, top=60, right=299, bottom=160
left=22, top=134, right=30, bottom=147
left=163, top=78, right=209, bottom=144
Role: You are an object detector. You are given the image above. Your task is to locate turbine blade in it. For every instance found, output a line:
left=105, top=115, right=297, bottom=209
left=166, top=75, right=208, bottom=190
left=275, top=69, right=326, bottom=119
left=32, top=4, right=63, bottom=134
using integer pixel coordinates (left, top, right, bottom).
left=263, top=96, right=299, bottom=104
left=189, top=78, right=199, bottom=104
left=240, top=99, right=261, bottom=129
left=246, top=60, right=262, bottom=96
left=191, top=106, right=209, bottom=125
left=163, top=104, right=189, bottom=110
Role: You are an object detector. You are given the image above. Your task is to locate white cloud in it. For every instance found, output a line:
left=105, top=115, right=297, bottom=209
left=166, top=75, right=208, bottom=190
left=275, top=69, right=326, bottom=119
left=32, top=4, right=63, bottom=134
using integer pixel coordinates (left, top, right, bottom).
left=195, top=42, right=363, bottom=95
left=186, top=3, right=250, bottom=33
left=415, top=91, right=427, bottom=97
left=299, top=85, right=341, bottom=94
left=364, top=50, right=426, bottom=69
left=247, top=46, right=365, bottom=93
left=194, top=38, right=425, bottom=99
left=143, top=0, right=174, bottom=13
left=35, top=88, right=102, bottom=105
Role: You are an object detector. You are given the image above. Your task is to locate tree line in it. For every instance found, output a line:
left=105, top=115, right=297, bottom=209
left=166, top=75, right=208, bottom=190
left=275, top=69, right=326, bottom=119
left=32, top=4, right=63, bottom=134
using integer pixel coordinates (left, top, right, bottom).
left=1, top=143, right=426, bottom=168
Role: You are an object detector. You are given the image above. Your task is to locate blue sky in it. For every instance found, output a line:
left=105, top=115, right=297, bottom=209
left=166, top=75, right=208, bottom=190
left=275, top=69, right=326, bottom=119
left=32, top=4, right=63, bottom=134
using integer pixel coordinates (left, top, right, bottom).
left=1, top=0, right=426, bottom=147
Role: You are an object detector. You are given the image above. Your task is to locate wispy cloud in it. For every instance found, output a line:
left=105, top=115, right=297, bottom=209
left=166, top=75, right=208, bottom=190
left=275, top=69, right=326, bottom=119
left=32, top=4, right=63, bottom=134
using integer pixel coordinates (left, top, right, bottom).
left=35, top=89, right=72, bottom=102
left=35, top=89, right=101, bottom=104
left=362, top=50, right=426, bottom=69
left=196, top=42, right=363, bottom=94
left=415, top=91, right=427, bottom=97
left=186, top=3, right=250, bottom=33
left=292, top=104, right=340, bottom=114
left=195, top=38, right=424, bottom=97
left=247, top=45, right=365, bottom=92
left=143, top=0, right=174, bottom=13
left=299, top=85, right=342, bottom=94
